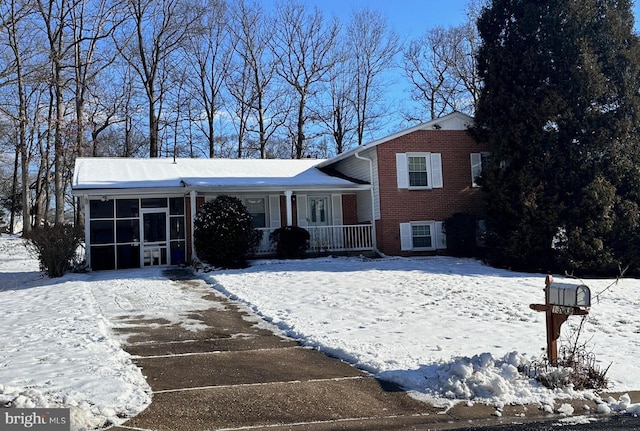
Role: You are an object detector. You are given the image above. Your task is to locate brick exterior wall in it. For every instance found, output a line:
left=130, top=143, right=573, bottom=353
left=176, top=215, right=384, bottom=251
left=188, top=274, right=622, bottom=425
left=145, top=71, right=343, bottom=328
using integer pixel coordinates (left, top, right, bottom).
left=374, top=129, right=491, bottom=255
left=342, top=194, right=358, bottom=225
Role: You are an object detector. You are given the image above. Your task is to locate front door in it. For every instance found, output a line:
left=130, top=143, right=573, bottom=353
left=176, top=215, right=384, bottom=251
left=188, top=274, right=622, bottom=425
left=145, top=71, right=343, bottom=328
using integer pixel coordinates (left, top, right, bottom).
left=308, top=196, right=329, bottom=227
left=141, top=210, right=169, bottom=266
left=308, top=196, right=330, bottom=250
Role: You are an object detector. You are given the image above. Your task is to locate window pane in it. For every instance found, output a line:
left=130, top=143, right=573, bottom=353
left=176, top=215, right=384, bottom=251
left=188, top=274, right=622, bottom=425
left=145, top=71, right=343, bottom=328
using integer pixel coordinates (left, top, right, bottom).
left=116, top=199, right=139, bottom=218
left=117, top=245, right=140, bottom=269
left=408, top=157, right=426, bottom=171
left=408, top=156, right=429, bottom=187
left=250, top=214, right=266, bottom=229
left=90, top=200, right=114, bottom=219
left=169, top=197, right=184, bottom=215
left=413, top=236, right=432, bottom=248
left=244, top=198, right=265, bottom=213
left=116, top=220, right=140, bottom=243
left=90, top=220, right=114, bottom=244
left=143, top=213, right=166, bottom=242
left=170, top=217, right=186, bottom=239
left=141, top=198, right=167, bottom=208
left=170, top=241, right=186, bottom=265
left=243, top=198, right=266, bottom=228
left=409, top=172, right=428, bottom=187
left=412, top=224, right=432, bottom=248
left=318, top=199, right=326, bottom=222
left=91, top=246, right=115, bottom=270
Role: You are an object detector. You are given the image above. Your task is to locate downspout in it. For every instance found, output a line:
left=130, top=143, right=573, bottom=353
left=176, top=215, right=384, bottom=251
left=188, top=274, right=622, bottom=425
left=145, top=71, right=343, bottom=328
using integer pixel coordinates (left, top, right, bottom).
left=354, top=150, right=380, bottom=255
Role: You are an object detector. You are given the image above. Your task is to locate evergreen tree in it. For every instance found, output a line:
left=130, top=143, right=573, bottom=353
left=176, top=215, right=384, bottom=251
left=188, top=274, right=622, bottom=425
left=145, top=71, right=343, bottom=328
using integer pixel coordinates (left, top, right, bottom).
left=474, top=0, right=640, bottom=275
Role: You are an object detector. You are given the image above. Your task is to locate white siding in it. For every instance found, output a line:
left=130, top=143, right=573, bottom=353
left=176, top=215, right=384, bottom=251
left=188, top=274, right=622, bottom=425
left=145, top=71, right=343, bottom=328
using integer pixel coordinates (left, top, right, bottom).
left=269, top=195, right=281, bottom=228
left=330, top=148, right=380, bottom=222
left=296, top=194, right=308, bottom=227
left=331, top=194, right=343, bottom=225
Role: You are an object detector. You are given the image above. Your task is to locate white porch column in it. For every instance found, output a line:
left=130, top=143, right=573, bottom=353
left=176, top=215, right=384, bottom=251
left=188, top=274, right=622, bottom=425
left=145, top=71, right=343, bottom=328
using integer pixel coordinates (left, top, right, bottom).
left=284, top=190, right=293, bottom=226
left=190, top=190, right=197, bottom=261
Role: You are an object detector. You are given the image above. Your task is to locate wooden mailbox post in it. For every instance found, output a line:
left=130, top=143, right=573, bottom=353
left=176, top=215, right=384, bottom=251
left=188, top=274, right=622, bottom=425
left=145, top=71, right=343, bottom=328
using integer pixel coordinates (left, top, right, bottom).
left=529, top=275, right=591, bottom=364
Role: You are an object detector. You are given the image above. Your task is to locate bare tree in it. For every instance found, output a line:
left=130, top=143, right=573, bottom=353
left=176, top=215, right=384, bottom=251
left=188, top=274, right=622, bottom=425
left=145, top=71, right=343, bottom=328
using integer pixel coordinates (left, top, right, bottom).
left=0, top=0, right=35, bottom=234
left=35, top=0, right=77, bottom=225
left=69, top=0, right=121, bottom=157
left=180, top=0, right=230, bottom=158
left=403, top=11, right=481, bottom=121
left=346, top=8, right=399, bottom=146
left=228, top=0, right=287, bottom=159
left=270, top=0, right=339, bottom=159
left=319, top=49, right=355, bottom=154
left=115, top=0, right=201, bottom=157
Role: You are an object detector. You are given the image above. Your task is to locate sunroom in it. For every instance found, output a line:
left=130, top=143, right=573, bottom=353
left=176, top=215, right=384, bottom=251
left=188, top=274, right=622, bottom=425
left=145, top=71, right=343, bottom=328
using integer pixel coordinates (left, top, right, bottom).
left=72, top=157, right=373, bottom=270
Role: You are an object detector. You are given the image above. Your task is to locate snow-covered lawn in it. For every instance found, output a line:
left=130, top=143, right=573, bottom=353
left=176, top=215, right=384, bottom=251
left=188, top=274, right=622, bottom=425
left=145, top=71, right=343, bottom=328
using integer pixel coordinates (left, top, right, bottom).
left=1, top=234, right=639, bottom=430
left=205, top=256, right=640, bottom=408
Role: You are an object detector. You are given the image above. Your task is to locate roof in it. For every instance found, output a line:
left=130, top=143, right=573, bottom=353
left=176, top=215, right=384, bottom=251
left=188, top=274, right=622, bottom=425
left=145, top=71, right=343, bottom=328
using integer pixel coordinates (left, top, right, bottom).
left=317, top=111, right=473, bottom=168
left=72, top=157, right=368, bottom=193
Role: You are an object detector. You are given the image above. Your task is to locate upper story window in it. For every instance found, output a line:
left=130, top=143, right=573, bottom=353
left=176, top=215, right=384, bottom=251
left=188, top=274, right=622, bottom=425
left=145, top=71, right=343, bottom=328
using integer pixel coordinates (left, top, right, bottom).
left=408, top=155, right=429, bottom=187
left=396, top=152, right=443, bottom=190
left=471, top=152, right=490, bottom=187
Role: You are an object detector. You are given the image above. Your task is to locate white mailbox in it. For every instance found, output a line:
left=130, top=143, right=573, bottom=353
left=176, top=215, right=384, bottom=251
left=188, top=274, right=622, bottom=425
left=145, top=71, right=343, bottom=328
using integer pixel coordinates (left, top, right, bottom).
left=548, top=282, right=591, bottom=308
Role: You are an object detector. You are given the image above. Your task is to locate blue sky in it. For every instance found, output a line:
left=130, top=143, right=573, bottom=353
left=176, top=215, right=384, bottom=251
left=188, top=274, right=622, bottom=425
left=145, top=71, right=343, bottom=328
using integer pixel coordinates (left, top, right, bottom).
left=259, top=0, right=640, bottom=136
left=265, top=1, right=640, bottom=40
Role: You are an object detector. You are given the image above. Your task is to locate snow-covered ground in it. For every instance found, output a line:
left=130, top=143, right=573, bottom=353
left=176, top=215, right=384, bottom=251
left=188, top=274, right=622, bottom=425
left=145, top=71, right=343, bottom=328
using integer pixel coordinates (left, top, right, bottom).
left=1, top=234, right=639, bottom=430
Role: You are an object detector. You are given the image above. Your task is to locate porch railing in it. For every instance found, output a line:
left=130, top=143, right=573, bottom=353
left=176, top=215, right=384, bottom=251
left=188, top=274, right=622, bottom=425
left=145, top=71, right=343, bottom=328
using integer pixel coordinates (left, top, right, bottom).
left=255, top=224, right=373, bottom=255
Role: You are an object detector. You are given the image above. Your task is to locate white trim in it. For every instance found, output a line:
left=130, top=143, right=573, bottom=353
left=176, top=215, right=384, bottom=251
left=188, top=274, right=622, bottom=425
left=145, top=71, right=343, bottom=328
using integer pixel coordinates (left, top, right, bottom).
left=396, top=153, right=409, bottom=189
left=402, top=221, right=438, bottom=251
left=470, top=153, right=482, bottom=187
left=331, top=194, right=343, bottom=225
left=399, top=223, right=412, bottom=251
left=83, top=195, right=91, bottom=270
left=435, top=221, right=446, bottom=249
left=406, top=152, right=432, bottom=190
left=269, top=195, right=282, bottom=228
left=430, top=153, right=443, bottom=188
left=297, top=195, right=308, bottom=227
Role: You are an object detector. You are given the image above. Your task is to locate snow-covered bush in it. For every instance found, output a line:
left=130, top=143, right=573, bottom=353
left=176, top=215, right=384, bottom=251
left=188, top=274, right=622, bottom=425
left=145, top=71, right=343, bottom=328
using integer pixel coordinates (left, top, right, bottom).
left=193, top=196, right=262, bottom=268
left=269, top=225, right=310, bottom=259
left=25, top=224, right=84, bottom=277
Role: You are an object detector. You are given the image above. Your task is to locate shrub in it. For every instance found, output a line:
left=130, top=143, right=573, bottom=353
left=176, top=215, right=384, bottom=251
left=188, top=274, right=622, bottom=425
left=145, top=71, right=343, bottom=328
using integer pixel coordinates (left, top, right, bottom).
left=443, top=213, right=482, bottom=257
left=270, top=225, right=310, bottom=259
left=25, top=224, right=84, bottom=278
left=193, top=195, right=262, bottom=268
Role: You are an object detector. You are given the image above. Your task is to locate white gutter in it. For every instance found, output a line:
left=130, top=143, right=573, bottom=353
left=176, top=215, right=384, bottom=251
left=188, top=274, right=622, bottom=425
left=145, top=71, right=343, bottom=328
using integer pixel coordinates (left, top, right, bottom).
left=354, top=149, right=379, bottom=254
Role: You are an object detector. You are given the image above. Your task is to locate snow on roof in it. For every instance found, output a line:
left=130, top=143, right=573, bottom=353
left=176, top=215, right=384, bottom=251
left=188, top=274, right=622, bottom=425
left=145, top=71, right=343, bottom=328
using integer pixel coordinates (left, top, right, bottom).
left=72, top=157, right=364, bottom=191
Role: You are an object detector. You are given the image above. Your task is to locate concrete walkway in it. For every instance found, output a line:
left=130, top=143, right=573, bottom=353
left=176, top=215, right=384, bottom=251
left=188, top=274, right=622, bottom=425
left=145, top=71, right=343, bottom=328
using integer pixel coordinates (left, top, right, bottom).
left=110, top=269, right=636, bottom=431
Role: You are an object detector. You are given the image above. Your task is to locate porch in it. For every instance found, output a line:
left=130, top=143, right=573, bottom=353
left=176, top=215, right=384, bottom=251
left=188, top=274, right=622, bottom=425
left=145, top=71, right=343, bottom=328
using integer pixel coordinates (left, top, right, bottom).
left=256, top=224, right=374, bottom=255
